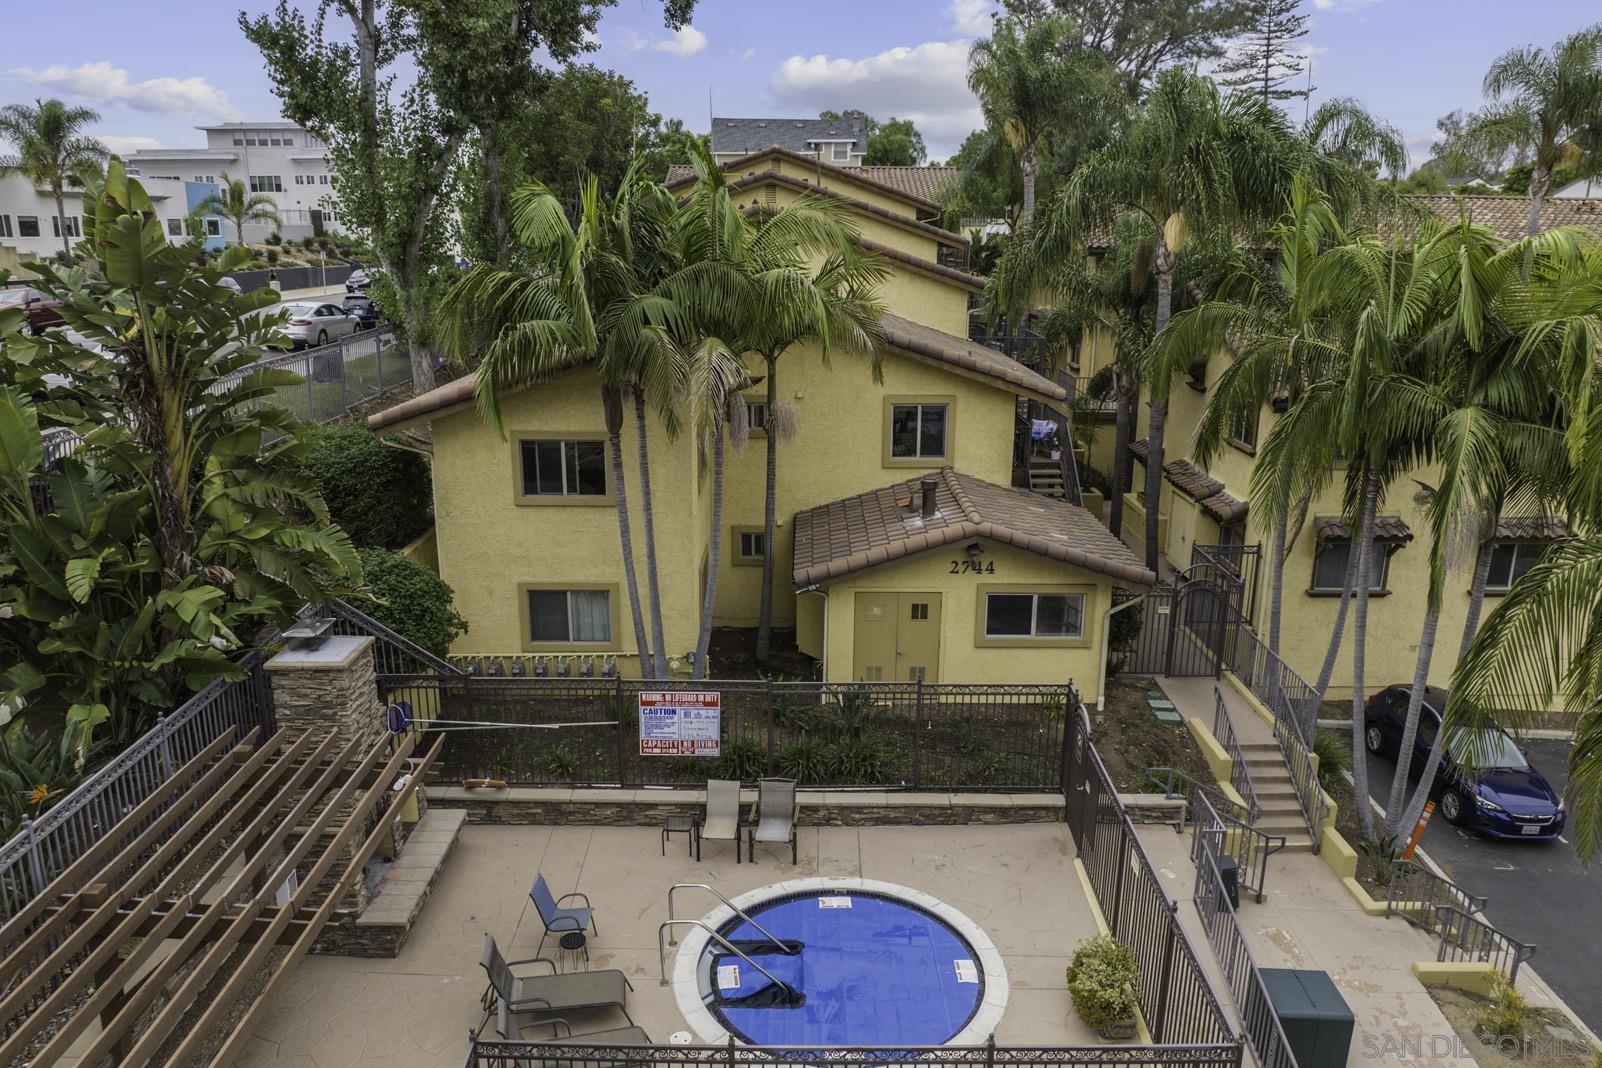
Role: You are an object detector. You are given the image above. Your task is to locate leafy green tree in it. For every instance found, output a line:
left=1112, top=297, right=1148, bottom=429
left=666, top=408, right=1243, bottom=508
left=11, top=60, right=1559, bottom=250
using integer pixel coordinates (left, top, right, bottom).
left=355, top=547, right=467, bottom=655
left=0, top=162, right=361, bottom=759
left=295, top=422, right=433, bottom=548
left=197, top=171, right=284, bottom=246
left=1461, top=25, right=1602, bottom=239
left=0, top=98, right=106, bottom=264
left=942, top=127, right=1025, bottom=232
left=818, top=111, right=926, bottom=166
left=1214, top=0, right=1313, bottom=103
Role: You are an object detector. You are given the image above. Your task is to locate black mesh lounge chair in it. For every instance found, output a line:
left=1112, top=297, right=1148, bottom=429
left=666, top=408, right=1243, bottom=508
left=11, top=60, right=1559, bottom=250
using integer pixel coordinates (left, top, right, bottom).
left=747, top=778, right=798, bottom=863
left=480, top=934, right=633, bottom=1038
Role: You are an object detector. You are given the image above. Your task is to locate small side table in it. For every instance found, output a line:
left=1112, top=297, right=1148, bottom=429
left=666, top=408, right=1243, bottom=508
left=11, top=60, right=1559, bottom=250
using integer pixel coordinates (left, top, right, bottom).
left=557, top=931, right=588, bottom=971
left=662, top=814, right=700, bottom=859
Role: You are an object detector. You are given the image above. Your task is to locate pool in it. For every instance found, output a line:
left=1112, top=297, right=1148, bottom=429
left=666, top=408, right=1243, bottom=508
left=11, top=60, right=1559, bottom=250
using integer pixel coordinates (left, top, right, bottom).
left=672, top=878, right=1008, bottom=1046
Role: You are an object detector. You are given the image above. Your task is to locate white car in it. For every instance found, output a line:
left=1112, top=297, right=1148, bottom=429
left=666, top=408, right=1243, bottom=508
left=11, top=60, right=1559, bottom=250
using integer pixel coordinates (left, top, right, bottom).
left=280, top=301, right=359, bottom=350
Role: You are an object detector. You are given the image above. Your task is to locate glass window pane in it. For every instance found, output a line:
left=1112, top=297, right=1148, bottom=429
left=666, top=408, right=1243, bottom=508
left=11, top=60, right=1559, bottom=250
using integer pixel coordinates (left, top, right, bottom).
left=985, top=594, right=1033, bottom=636
left=568, top=590, right=611, bottom=641
left=1487, top=543, right=1516, bottom=587
left=1509, top=543, right=1542, bottom=584
left=527, top=590, right=569, bottom=641
left=919, top=405, right=947, bottom=458
left=570, top=441, right=606, bottom=496
left=529, top=441, right=564, bottom=495
left=890, top=405, right=919, bottom=457
left=1036, top=594, right=1083, bottom=637
left=1312, top=543, right=1349, bottom=589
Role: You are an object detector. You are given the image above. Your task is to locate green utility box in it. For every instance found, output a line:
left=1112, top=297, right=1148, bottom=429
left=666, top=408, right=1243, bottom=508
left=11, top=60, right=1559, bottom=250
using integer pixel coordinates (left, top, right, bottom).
left=1259, top=969, right=1354, bottom=1068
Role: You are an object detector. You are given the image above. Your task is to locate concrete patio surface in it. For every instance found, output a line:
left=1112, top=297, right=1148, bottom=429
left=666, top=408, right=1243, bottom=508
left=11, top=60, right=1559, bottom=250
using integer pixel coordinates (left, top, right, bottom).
left=231, top=821, right=1104, bottom=1068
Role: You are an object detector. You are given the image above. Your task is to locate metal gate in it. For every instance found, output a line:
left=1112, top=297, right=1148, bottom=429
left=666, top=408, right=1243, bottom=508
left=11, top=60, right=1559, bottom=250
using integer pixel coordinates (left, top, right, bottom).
left=1117, top=555, right=1247, bottom=678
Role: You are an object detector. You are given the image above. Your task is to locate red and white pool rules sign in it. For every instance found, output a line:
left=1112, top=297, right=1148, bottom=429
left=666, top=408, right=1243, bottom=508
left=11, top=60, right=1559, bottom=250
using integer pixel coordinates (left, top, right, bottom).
left=638, top=691, right=722, bottom=757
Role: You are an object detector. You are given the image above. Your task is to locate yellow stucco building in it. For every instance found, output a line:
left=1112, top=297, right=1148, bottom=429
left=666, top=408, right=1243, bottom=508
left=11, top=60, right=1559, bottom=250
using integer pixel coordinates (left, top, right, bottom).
left=368, top=147, right=1153, bottom=700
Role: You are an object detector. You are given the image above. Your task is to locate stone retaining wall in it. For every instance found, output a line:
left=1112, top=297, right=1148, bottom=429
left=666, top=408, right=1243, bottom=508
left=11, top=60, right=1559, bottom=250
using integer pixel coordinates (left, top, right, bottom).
left=427, top=786, right=1065, bottom=827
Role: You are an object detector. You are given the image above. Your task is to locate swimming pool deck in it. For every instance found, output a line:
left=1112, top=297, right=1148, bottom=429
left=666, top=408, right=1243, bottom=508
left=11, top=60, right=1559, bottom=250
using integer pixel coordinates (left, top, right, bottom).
left=231, top=821, right=1106, bottom=1067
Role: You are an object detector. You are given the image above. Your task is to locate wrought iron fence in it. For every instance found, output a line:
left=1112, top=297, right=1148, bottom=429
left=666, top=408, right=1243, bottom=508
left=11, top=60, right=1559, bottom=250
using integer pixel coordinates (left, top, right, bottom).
left=1192, top=833, right=1300, bottom=1068
left=1193, top=544, right=1260, bottom=626
left=463, top=1039, right=1245, bottom=1068
left=1269, top=704, right=1327, bottom=850
left=379, top=676, right=1071, bottom=791
left=1211, top=687, right=1260, bottom=820
left=1224, top=625, right=1317, bottom=746
left=1385, top=859, right=1488, bottom=934
left=1433, top=906, right=1536, bottom=984
left=1147, top=767, right=1257, bottom=827
left=1062, top=698, right=1238, bottom=1047
left=313, top=598, right=463, bottom=676
left=1189, top=790, right=1285, bottom=904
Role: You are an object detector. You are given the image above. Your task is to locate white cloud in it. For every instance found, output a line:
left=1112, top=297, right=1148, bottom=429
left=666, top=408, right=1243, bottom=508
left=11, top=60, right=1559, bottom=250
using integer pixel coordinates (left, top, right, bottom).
left=7, top=62, right=241, bottom=120
left=947, top=0, right=995, bottom=37
left=654, top=26, right=707, bottom=58
left=730, top=47, right=757, bottom=63
left=100, top=135, right=162, bottom=155
left=770, top=40, right=981, bottom=158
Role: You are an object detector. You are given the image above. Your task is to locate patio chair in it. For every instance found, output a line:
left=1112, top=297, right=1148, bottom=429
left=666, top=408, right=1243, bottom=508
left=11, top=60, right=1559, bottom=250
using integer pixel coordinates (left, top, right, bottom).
left=701, top=779, right=743, bottom=863
left=747, top=778, right=798, bottom=864
left=528, top=874, right=596, bottom=957
left=479, top=933, right=633, bottom=1038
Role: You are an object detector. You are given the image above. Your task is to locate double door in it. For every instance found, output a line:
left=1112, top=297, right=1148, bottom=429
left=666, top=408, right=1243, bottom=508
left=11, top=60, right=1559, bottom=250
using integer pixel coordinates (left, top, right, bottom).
left=852, top=592, right=941, bottom=683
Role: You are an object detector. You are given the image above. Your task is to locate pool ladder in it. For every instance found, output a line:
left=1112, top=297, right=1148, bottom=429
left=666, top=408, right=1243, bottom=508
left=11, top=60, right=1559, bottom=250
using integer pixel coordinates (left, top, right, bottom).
left=659, top=883, right=801, bottom=994
left=665, top=883, right=790, bottom=947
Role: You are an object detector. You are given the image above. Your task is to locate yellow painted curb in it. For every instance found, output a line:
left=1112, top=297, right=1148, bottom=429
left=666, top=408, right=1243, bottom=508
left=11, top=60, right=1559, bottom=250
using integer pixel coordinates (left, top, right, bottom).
left=1072, top=858, right=1155, bottom=1046
left=1339, top=876, right=1389, bottom=916
left=1321, top=825, right=1359, bottom=880
left=1222, top=671, right=1276, bottom=729
left=1413, top=962, right=1499, bottom=997
left=1184, top=717, right=1249, bottom=809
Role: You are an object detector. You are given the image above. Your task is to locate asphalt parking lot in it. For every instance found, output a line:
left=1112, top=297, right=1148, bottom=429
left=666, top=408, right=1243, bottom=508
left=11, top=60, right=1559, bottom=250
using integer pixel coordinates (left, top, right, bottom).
left=1365, top=738, right=1602, bottom=1032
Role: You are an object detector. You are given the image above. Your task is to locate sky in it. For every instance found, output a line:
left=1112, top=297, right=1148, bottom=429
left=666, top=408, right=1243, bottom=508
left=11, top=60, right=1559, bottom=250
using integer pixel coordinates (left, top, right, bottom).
left=0, top=0, right=1597, bottom=169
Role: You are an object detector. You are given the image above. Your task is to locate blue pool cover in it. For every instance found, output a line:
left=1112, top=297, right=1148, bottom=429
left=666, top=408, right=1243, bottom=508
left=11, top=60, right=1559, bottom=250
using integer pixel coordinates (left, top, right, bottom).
left=709, top=891, right=984, bottom=1046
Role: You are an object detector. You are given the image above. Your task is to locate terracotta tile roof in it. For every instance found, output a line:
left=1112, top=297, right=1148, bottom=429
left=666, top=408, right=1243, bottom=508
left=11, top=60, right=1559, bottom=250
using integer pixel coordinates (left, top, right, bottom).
left=792, top=468, right=1154, bottom=587
left=859, top=237, right=985, bottom=291
left=855, top=165, right=959, bottom=204
left=1494, top=515, right=1570, bottom=541
left=880, top=313, right=1066, bottom=403
left=1125, top=439, right=1247, bottom=522
left=1313, top=514, right=1414, bottom=543
left=710, top=168, right=967, bottom=246
left=663, top=145, right=942, bottom=213
left=1408, top=195, right=1602, bottom=242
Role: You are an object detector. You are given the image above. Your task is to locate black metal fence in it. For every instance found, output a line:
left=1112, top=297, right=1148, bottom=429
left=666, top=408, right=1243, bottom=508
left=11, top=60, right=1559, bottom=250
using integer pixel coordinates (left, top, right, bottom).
left=379, top=676, right=1071, bottom=791
left=1433, top=907, right=1536, bottom=983
left=1385, top=859, right=1488, bottom=933
left=464, top=1039, right=1244, bottom=1068
left=1189, top=790, right=1285, bottom=904
left=1062, top=698, right=1238, bottom=1047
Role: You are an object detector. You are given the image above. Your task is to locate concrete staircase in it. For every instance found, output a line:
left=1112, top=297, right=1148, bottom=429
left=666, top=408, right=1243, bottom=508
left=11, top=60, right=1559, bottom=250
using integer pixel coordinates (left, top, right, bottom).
left=1240, top=740, right=1315, bottom=852
left=1028, top=457, right=1067, bottom=499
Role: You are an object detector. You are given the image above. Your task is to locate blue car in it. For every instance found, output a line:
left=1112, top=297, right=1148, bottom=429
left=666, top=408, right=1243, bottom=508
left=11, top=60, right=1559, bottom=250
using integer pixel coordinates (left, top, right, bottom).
left=1363, top=684, right=1565, bottom=840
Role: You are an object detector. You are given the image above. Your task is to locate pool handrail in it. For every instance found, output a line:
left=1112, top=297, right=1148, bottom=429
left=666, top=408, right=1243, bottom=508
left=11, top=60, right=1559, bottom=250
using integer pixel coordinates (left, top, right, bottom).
left=657, top=919, right=795, bottom=995
left=666, top=883, right=792, bottom=949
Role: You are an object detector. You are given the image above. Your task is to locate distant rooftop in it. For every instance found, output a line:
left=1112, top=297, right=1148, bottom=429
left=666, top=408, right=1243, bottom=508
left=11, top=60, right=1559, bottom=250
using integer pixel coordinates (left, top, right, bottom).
left=195, top=121, right=306, bottom=131
left=712, top=114, right=867, bottom=157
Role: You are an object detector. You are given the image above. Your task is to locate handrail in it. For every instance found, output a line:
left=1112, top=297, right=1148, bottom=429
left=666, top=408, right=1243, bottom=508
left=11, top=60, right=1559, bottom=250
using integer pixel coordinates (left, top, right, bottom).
left=657, top=919, right=794, bottom=993
left=1190, top=789, right=1286, bottom=903
left=1211, top=687, right=1262, bottom=821
left=1148, top=766, right=1256, bottom=827
left=1432, top=906, right=1536, bottom=984
left=1270, top=706, right=1326, bottom=850
left=1385, top=859, right=1488, bottom=931
left=667, top=883, right=789, bottom=949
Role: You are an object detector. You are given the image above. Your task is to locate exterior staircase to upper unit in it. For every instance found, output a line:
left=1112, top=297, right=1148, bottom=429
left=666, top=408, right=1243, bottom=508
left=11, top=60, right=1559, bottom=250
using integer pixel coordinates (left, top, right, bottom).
left=1240, top=740, right=1316, bottom=853
left=1028, top=457, right=1068, bottom=500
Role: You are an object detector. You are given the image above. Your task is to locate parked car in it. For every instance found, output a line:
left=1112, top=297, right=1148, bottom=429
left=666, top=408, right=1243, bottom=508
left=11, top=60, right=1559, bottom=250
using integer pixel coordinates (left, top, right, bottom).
left=218, top=276, right=243, bottom=296
left=0, top=285, right=65, bottom=335
left=345, top=268, right=380, bottom=294
left=280, top=301, right=360, bottom=350
left=342, top=293, right=381, bottom=330
left=1363, top=684, right=1565, bottom=839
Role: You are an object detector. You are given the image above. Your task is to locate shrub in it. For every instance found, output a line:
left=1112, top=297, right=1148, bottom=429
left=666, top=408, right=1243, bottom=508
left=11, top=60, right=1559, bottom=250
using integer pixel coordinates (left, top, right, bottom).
left=542, top=743, right=577, bottom=779
left=970, top=751, right=1005, bottom=784
left=354, top=548, right=467, bottom=656
left=1312, top=728, right=1351, bottom=790
left=295, top=422, right=432, bottom=548
left=1066, top=935, right=1141, bottom=1034
left=713, top=734, right=766, bottom=782
left=953, top=719, right=983, bottom=755
left=777, top=733, right=829, bottom=782
left=266, top=231, right=282, bottom=245
left=265, top=248, right=280, bottom=265
left=828, top=690, right=881, bottom=740
left=831, top=733, right=889, bottom=783
left=1478, top=975, right=1529, bottom=1046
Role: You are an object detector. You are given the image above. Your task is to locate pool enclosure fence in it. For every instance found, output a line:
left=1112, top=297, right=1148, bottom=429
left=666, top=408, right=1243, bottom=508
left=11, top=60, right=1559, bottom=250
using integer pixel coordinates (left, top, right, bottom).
left=462, top=1039, right=1244, bottom=1068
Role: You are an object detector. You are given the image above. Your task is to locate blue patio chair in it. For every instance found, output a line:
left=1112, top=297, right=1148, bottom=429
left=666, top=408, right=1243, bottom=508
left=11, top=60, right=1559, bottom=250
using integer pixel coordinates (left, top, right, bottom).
left=529, top=874, right=596, bottom=957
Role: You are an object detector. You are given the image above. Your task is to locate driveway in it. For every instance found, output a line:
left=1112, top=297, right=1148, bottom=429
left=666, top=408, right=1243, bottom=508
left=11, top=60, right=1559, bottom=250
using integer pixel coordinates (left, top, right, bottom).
left=1364, top=739, right=1602, bottom=1032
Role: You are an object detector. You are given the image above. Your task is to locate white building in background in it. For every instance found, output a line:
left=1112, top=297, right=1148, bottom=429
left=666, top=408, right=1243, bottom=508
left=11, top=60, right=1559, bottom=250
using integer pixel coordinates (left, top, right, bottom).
left=0, top=172, right=201, bottom=265
left=129, top=121, right=344, bottom=244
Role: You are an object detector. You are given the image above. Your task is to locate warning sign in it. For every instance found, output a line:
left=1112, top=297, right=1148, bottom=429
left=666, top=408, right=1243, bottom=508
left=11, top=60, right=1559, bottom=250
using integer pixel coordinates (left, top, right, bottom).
left=638, top=691, right=722, bottom=757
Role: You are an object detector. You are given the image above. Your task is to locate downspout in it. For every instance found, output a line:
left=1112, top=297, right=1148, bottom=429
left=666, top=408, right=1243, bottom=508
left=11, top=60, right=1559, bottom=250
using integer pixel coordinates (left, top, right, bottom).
left=1095, top=592, right=1148, bottom=712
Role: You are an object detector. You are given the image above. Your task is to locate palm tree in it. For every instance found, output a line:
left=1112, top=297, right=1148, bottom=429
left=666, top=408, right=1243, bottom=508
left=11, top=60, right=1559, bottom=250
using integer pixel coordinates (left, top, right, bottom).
left=967, top=14, right=1117, bottom=223
left=198, top=172, right=284, bottom=247
left=1462, top=25, right=1602, bottom=241
left=439, top=166, right=685, bottom=678
left=1035, top=68, right=1308, bottom=572
left=0, top=98, right=106, bottom=264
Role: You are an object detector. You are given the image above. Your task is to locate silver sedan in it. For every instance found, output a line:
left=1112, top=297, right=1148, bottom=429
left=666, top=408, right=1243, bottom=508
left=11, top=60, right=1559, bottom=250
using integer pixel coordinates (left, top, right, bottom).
left=280, top=301, right=360, bottom=350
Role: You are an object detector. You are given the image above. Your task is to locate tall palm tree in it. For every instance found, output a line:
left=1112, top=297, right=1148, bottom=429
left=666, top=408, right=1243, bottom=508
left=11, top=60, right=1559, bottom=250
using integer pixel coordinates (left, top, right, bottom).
left=198, top=172, right=284, bottom=247
left=439, top=166, right=685, bottom=678
left=967, top=14, right=1117, bottom=223
left=1462, top=25, right=1602, bottom=240
left=0, top=98, right=106, bottom=264
left=1035, top=68, right=1308, bottom=572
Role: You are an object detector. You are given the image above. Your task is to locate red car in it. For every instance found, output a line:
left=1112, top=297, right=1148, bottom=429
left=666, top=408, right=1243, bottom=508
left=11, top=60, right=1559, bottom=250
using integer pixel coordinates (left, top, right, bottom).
left=0, top=285, right=65, bottom=335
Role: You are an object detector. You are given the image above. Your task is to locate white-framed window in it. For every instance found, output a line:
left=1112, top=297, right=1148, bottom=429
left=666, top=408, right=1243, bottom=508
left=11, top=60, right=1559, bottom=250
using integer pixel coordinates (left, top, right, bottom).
left=738, top=530, right=766, bottom=560
left=17, top=216, right=39, bottom=238
left=248, top=175, right=283, bottom=193
left=1486, top=541, right=1547, bottom=591
left=232, top=135, right=244, bottom=146
left=51, top=215, right=79, bottom=239
left=526, top=588, right=612, bottom=643
left=518, top=439, right=607, bottom=497
left=294, top=175, right=304, bottom=185
left=0, top=215, right=11, bottom=238
left=890, top=402, right=948, bottom=460
left=1312, top=540, right=1390, bottom=592
left=832, top=143, right=850, bottom=161
left=746, top=400, right=767, bottom=432
left=204, top=218, right=223, bottom=237
left=983, top=592, right=1085, bottom=639
left=167, top=218, right=184, bottom=237
left=319, top=174, right=330, bottom=185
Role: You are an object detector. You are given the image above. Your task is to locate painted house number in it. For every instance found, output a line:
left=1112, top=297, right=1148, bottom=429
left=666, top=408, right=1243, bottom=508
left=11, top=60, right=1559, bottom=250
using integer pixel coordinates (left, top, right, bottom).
left=949, top=560, right=996, bottom=575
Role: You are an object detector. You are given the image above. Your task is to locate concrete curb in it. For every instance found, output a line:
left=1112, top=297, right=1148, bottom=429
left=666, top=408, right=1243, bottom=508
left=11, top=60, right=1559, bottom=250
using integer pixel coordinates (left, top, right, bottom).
left=1317, top=718, right=1576, bottom=742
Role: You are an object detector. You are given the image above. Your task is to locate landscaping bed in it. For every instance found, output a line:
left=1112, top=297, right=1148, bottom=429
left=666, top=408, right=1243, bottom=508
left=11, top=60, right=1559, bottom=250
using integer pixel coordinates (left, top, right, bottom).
left=1425, top=986, right=1595, bottom=1068
left=1090, top=675, right=1214, bottom=792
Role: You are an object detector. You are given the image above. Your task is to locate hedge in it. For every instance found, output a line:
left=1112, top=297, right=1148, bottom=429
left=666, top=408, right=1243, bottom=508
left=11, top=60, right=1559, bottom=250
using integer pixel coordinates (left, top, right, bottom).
left=297, top=423, right=431, bottom=549
left=354, top=548, right=468, bottom=657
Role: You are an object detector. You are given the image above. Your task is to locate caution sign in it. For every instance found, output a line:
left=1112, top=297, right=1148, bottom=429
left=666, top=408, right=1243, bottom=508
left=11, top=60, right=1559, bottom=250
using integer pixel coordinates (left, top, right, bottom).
left=638, top=691, right=721, bottom=757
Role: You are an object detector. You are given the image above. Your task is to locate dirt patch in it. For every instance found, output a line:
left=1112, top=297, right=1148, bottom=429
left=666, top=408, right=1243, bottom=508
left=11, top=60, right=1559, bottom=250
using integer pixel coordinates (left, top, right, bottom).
left=1426, top=986, right=1596, bottom=1068
left=1092, top=676, right=1214, bottom=792
left=707, top=627, right=821, bottom=680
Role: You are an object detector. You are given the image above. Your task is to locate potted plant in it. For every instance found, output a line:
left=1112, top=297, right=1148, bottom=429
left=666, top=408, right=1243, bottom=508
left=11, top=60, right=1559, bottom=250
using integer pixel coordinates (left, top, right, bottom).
left=1066, top=934, right=1141, bottom=1039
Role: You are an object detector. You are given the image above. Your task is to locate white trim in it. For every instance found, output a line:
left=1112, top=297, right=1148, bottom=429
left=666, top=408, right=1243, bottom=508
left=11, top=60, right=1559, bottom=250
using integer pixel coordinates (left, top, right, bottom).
left=672, top=876, right=1009, bottom=1046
